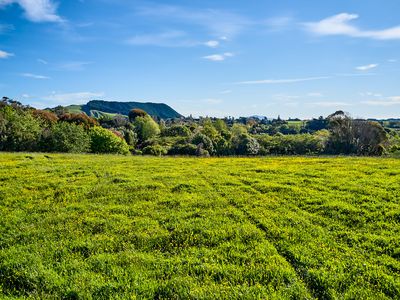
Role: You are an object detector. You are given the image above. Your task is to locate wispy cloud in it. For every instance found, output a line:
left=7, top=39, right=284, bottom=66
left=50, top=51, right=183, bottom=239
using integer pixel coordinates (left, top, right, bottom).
left=311, top=101, right=352, bottom=107
left=307, top=92, right=323, bottom=97
left=356, top=64, right=378, bottom=71
left=304, top=13, right=400, bottom=40
left=335, top=72, right=377, bottom=77
left=136, top=4, right=250, bottom=38
left=58, top=61, right=92, bottom=71
left=237, top=76, right=330, bottom=85
left=42, top=91, right=105, bottom=105
left=37, top=58, right=48, bottom=65
left=220, top=90, right=232, bottom=94
left=126, top=30, right=197, bottom=47
left=0, top=49, right=14, bottom=59
left=203, top=52, right=234, bottom=62
left=361, top=96, right=400, bottom=106
left=21, top=73, right=50, bottom=79
left=388, top=59, right=398, bottom=63
left=264, top=16, right=293, bottom=32
left=360, top=92, right=382, bottom=97
left=204, top=40, right=219, bottom=48
left=0, top=0, right=63, bottom=22
left=0, top=23, right=14, bottom=34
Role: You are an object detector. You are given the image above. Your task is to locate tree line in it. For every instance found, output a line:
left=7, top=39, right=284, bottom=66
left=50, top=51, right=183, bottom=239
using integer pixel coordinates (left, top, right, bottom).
left=1, top=97, right=399, bottom=156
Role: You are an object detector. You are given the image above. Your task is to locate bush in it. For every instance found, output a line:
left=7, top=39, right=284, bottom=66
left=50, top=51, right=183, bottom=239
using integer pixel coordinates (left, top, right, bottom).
left=59, top=113, right=98, bottom=129
left=168, top=143, right=197, bottom=156
left=191, top=133, right=214, bottom=155
left=161, top=125, right=191, bottom=137
left=235, top=134, right=260, bottom=155
left=133, top=115, right=160, bottom=142
left=142, top=144, right=167, bottom=156
left=32, top=109, right=58, bottom=126
left=257, top=133, right=327, bottom=155
left=47, top=122, right=91, bottom=153
left=89, top=126, right=130, bottom=154
left=129, top=109, right=147, bottom=122
left=0, top=105, right=42, bottom=151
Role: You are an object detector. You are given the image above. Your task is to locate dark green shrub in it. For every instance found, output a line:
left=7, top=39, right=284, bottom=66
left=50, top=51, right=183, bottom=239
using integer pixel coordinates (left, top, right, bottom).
left=47, top=122, right=91, bottom=153
left=236, top=134, right=260, bottom=155
left=168, top=143, right=197, bottom=156
left=191, top=133, right=214, bottom=155
left=0, top=105, right=42, bottom=151
left=142, top=144, right=167, bottom=156
left=161, top=125, right=191, bottom=137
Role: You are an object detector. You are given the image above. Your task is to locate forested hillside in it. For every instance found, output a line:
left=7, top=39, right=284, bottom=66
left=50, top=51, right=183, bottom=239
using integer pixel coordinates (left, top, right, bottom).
left=62, top=100, right=182, bottom=119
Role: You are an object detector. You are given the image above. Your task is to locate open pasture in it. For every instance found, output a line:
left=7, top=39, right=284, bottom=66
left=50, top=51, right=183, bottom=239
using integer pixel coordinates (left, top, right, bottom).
left=0, top=154, right=399, bottom=299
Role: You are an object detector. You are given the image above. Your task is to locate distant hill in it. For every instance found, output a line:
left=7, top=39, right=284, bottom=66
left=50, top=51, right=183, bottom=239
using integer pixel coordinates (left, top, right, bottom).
left=64, top=100, right=182, bottom=119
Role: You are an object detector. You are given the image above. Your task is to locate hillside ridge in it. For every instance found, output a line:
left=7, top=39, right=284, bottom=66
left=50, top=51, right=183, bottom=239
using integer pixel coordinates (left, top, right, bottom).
left=64, top=99, right=182, bottom=119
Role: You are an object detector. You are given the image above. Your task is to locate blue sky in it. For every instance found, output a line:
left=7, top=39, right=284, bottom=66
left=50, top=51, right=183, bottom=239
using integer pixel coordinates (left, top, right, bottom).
left=0, top=0, right=399, bottom=118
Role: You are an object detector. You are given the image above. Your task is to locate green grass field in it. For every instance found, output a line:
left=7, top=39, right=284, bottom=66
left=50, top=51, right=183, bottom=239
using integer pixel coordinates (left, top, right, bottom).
left=0, top=154, right=399, bottom=299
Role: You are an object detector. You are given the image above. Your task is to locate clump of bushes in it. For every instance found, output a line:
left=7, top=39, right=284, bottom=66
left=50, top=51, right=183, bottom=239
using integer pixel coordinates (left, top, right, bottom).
left=142, top=144, right=168, bottom=156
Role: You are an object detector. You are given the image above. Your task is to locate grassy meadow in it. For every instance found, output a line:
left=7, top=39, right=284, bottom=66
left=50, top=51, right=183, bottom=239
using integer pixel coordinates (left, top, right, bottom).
left=0, top=153, right=399, bottom=299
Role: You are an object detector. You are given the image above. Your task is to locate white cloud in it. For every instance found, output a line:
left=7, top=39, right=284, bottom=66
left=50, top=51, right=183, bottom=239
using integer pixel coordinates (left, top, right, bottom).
left=42, top=91, right=105, bottom=105
left=237, top=76, right=330, bottom=85
left=0, top=0, right=63, bottom=22
left=356, top=64, right=378, bottom=71
left=0, top=49, right=14, bottom=58
left=220, top=90, right=232, bottom=94
left=37, top=58, right=48, bottom=64
left=307, top=92, right=323, bottom=97
left=311, top=101, right=352, bottom=107
left=265, top=16, right=292, bottom=31
left=304, top=13, right=400, bottom=40
left=360, top=92, right=382, bottom=97
left=58, top=61, right=92, bottom=71
left=204, top=40, right=219, bottom=48
left=203, top=52, right=234, bottom=62
left=203, top=54, right=225, bottom=61
left=388, top=59, right=397, bottom=63
left=362, top=96, right=400, bottom=106
left=136, top=4, right=250, bottom=38
left=21, top=73, right=50, bottom=79
left=126, top=30, right=197, bottom=47
left=335, top=73, right=377, bottom=77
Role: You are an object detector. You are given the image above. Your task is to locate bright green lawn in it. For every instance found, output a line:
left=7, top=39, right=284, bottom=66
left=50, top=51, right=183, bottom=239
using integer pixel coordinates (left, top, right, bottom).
left=0, top=153, right=399, bottom=299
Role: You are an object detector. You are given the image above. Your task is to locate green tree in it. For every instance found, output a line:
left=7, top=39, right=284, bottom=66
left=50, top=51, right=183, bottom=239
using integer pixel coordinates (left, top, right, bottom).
left=191, top=132, right=214, bottom=155
left=161, top=125, right=191, bottom=137
left=48, top=122, right=91, bottom=153
left=0, top=105, right=42, bottom=151
left=129, top=108, right=147, bottom=122
left=89, top=126, right=130, bottom=154
left=133, top=115, right=160, bottom=142
left=327, top=111, right=388, bottom=155
left=236, top=134, right=260, bottom=155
